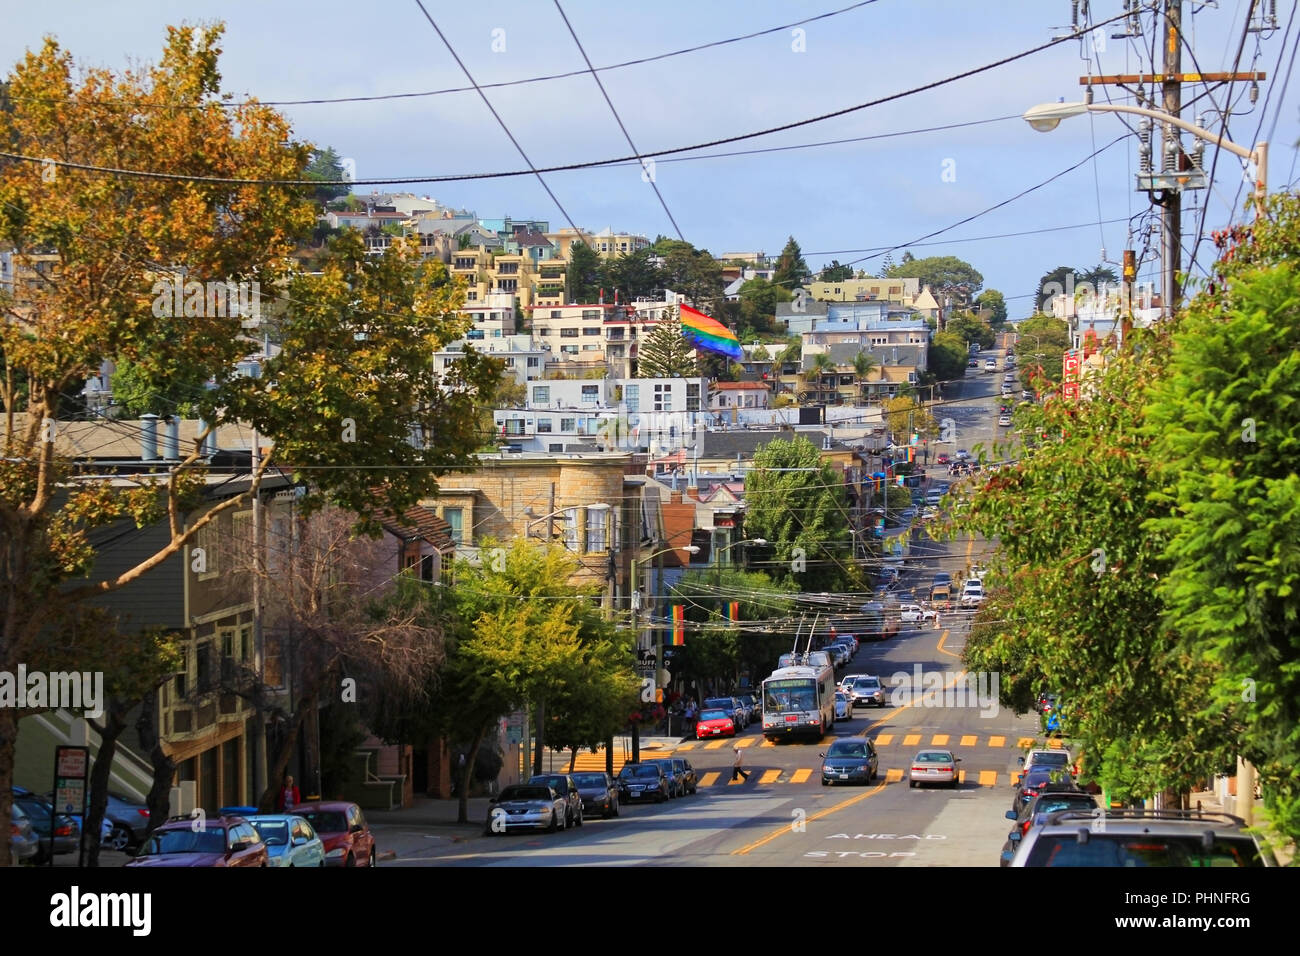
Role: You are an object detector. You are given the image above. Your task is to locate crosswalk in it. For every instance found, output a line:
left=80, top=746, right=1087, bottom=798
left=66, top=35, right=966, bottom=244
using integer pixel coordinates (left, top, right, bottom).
left=553, top=733, right=1069, bottom=778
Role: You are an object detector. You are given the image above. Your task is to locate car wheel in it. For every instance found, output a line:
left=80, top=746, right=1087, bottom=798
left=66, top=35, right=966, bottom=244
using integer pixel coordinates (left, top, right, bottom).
left=109, top=825, right=132, bottom=852
left=575, top=808, right=583, bottom=827
left=822, top=778, right=829, bottom=786
left=909, top=780, right=917, bottom=789
left=547, top=810, right=558, bottom=832
left=345, top=852, right=356, bottom=867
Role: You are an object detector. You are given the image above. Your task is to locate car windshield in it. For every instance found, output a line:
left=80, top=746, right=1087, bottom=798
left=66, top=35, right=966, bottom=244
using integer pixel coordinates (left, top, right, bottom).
left=704, top=699, right=732, bottom=709
left=499, top=787, right=552, bottom=802
left=624, top=766, right=660, bottom=779
left=764, top=680, right=816, bottom=712
left=571, top=774, right=606, bottom=787
left=251, top=821, right=288, bottom=846
left=530, top=776, right=566, bottom=792
left=140, top=827, right=226, bottom=855
left=1030, top=753, right=1069, bottom=765
left=699, top=709, right=728, bottom=720
left=1033, top=796, right=1095, bottom=815
left=828, top=742, right=869, bottom=757
left=300, top=810, right=347, bottom=833
left=1026, top=834, right=1265, bottom=867
left=916, top=752, right=953, bottom=763
left=855, top=678, right=880, bottom=690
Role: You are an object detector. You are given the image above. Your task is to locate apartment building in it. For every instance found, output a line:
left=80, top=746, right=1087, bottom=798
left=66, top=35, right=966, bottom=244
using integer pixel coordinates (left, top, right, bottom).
left=806, top=276, right=922, bottom=305
left=546, top=226, right=650, bottom=260
left=449, top=246, right=567, bottom=309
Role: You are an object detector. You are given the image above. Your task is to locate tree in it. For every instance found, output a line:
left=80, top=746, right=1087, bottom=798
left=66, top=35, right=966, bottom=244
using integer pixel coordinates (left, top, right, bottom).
left=819, top=260, right=854, bottom=282
left=652, top=238, right=725, bottom=311
left=1142, top=191, right=1300, bottom=845
left=1034, top=265, right=1079, bottom=313
left=303, top=146, right=351, bottom=205
left=772, top=236, right=809, bottom=290
left=636, top=306, right=698, bottom=378
left=801, top=351, right=837, bottom=400
left=0, top=27, right=495, bottom=864
left=975, top=288, right=1008, bottom=327
left=566, top=240, right=602, bottom=303
left=600, top=248, right=662, bottom=302
left=743, top=437, right=858, bottom=592
left=737, top=277, right=791, bottom=336
left=852, top=351, right=879, bottom=404
left=944, top=314, right=995, bottom=351
left=886, top=255, right=983, bottom=306
left=1012, top=314, right=1070, bottom=389
left=108, top=356, right=211, bottom=418
left=883, top=396, right=937, bottom=442
left=928, top=330, right=970, bottom=382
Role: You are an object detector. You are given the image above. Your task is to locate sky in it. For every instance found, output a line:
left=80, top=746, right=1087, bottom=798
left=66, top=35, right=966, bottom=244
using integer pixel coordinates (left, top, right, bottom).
left=4, top=1, right=1297, bottom=316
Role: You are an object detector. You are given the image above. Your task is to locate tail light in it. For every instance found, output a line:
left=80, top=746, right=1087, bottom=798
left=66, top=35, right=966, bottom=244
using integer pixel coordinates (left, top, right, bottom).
left=1022, top=819, right=1033, bottom=835
left=10, top=824, right=20, bottom=837
left=55, top=824, right=73, bottom=837
left=138, top=809, right=151, bottom=818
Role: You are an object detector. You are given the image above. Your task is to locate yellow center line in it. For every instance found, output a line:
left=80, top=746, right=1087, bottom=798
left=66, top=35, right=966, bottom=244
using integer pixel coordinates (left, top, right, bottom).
left=936, top=627, right=960, bottom=660
left=731, top=781, right=888, bottom=856
left=863, top=668, right=968, bottom=734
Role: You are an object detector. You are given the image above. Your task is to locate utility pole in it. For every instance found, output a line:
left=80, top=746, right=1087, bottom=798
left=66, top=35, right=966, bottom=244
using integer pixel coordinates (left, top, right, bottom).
left=1161, top=0, right=1182, bottom=318
left=534, top=482, right=556, bottom=777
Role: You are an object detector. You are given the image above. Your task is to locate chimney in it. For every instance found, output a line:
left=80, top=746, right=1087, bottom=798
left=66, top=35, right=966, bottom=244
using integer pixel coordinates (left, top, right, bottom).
left=140, top=413, right=159, bottom=460
left=670, top=490, right=683, bottom=504
left=162, top=416, right=180, bottom=461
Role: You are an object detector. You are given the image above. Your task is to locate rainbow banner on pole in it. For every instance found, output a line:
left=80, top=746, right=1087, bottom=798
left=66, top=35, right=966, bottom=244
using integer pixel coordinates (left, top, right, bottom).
left=671, top=605, right=685, bottom=646
left=726, top=601, right=740, bottom=622
left=678, top=304, right=743, bottom=360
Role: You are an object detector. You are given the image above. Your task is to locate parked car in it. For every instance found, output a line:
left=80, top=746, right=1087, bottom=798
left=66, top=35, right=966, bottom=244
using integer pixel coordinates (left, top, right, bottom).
left=248, top=814, right=326, bottom=867
left=1012, top=768, right=1072, bottom=811
left=1001, top=383, right=1014, bottom=396
left=101, top=792, right=151, bottom=851
left=1000, top=790, right=1099, bottom=865
left=998, top=414, right=1013, bottom=427
left=960, top=580, right=985, bottom=607
left=909, top=749, right=961, bottom=789
left=484, top=784, right=567, bottom=835
left=617, top=763, right=669, bottom=803
left=126, top=815, right=268, bottom=867
left=936, top=453, right=951, bottom=464
left=820, top=737, right=879, bottom=786
left=670, top=758, right=698, bottom=796
left=739, top=693, right=760, bottom=724
left=898, top=604, right=936, bottom=625
left=12, top=787, right=77, bottom=863
left=1016, top=748, right=1075, bottom=784
left=11, top=804, right=39, bottom=864
left=640, top=760, right=685, bottom=799
left=849, top=675, right=886, bottom=708
left=1007, top=808, right=1277, bottom=867
left=967, top=359, right=979, bottom=369
left=571, top=772, right=620, bottom=818
left=704, top=696, right=746, bottom=729
left=834, top=691, right=852, bottom=720
left=295, top=801, right=376, bottom=867
left=528, top=774, right=584, bottom=825
left=695, top=708, right=736, bottom=739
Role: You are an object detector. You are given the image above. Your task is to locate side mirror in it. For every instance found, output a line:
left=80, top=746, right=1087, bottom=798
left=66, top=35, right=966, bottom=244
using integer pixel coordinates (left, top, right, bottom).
left=350, top=824, right=364, bottom=833
left=229, top=842, right=249, bottom=853
left=293, top=836, right=307, bottom=847
left=1009, top=831, right=1022, bottom=842
left=1017, top=757, right=1025, bottom=765
left=1005, top=810, right=1017, bottom=820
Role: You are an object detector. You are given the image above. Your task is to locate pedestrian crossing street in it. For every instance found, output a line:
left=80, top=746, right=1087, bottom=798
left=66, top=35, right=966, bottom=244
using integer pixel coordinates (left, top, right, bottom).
left=557, top=734, right=1070, bottom=785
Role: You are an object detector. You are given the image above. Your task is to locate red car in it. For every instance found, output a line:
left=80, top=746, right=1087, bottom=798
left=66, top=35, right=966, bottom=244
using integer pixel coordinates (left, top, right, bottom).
left=295, top=801, right=377, bottom=867
left=936, top=453, right=951, bottom=464
left=695, top=708, right=736, bottom=739
left=125, top=815, right=268, bottom=867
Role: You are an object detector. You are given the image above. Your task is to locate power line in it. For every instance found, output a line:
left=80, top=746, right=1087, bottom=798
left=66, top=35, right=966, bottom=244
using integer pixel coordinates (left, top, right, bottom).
left=0, top=9, right=1132, bottom=190
left=802, top=216, right=1132, bottom=258
left=551, top=0, right=685, bottom=242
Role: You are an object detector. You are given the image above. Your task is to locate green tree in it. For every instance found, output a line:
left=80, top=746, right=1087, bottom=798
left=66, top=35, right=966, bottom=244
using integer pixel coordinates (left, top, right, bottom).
left=975, top=288, right=1008, bottom=326
left=819, top=260, right=855, bottom=282
left=636, top=306, right=698, bottom=378
left=1143, top=191, right=1300, bottom=845
left=303, top=146, right=351, bottom=205
left=1012, top=314, right=1070, bottom=390
left=944, top=314, right=995, bottom=350
left=566, top=240, right=602, bottom=303
left=852, top=350, right=879, bottom=404
left=743, top=436, right=857, bottom=591
left=652, top=238, right=725, bottom=311
left=928, top=330, right=970, bottom=382
left=600, top=248, right=662, bottom=302
left=1034, top=265, right=1079, bottom=313
left=800, top=351, right=837, bottom=400
left=772, top=236, right=809, bottom=289
left=737, top=277, right=792, bottom=336
left=886, top=255, right=983, bottom=305
left=108, top=356, right=211, bottom=418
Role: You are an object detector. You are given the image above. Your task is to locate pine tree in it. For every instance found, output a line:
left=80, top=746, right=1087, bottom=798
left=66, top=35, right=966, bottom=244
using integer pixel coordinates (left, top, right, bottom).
left=636, top=306, right=698, bottom=378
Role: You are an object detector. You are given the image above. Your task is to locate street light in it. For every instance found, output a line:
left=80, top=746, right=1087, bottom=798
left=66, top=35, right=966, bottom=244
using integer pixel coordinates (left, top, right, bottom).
left=711, top=536, right=767, bottom=600
left=630, top=542, right=698, bottom=764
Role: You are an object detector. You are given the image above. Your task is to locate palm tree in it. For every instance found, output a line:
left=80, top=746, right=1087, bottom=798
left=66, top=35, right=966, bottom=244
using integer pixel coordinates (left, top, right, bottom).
left=802, top=352, right=838, bottom=402
left=852, top=351, right=880, bottom=406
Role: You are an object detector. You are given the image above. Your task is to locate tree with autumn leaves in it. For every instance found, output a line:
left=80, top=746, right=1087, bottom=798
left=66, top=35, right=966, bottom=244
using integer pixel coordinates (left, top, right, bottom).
left=953, top=189, right=1300, bottom=853
left=0, top=26, right=498, bottom=863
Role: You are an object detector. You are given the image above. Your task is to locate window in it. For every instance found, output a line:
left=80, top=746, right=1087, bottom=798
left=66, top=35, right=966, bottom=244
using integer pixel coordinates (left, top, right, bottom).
left=196, top=641, right=214, bottom=692
left=443, top=508, right=463, bottom=544
left=504, top=358, right=514, bottom=367
left=582, top=344, right=601, bottom=351
left=624, top=384, right=639, bottom=412
left=561, top=345, right=579, bottom=354
left=220, top=628, right=239, bottom=659
left=240, top=624, right=252, bottom=662
left=583, top=327, right=601, bottom=336
left=532, top=386, right=550, bottom=405
left=504, top=419, right=526, bottom=435
left=653, top=383, right=672, bottom=411
left=686, top=383, right=700, bottom=412
left=550, top=310, right=562, bottom=319
left=582, top=310, right=601, bottom=321
left=586, top=506, right=608, bottom=552
left=466, top=329, right=484, bottom=340
left=560, top=328, right=579, bottom=338
left=466, top=291, right=477, bottom=301
left=548, top=443, right=564, bottom=452
left=498, top=279, right=517, bottom=292
left=537, top=419, right=552, bottom=433
left=581, top=385, right=599, bottom=404
left=527, top=357, right=539, bottom=367
left=560, top=418, right=576, bottom=431
left=193, top=520, right=221, bottom=577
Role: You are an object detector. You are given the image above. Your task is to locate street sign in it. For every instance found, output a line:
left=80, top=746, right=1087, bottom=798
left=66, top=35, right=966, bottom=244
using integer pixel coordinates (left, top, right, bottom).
left=52, top=745, right=89, bottom=867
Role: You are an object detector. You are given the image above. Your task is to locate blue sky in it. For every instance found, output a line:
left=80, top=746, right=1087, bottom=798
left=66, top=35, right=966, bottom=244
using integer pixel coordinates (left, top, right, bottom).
left=5, top=1, right=1297, bottom=315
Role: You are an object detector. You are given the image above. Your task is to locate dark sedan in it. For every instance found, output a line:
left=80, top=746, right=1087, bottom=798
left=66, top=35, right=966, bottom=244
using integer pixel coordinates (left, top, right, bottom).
left=1000, top=790, right=1098, bottom=866
left=617, top=763, right=669, bottom=803
left=820, top=737, right=879, bottom=786
left=1011, top=768, right=1074, bottom=811
left=13, top=787, right=78, bottom=863
left=571, top=772, right=620, bottom=819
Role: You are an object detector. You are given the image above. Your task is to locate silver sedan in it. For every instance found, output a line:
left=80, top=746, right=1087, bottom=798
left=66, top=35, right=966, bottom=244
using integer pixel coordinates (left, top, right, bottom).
left=909, top=750, right=961, bottom=789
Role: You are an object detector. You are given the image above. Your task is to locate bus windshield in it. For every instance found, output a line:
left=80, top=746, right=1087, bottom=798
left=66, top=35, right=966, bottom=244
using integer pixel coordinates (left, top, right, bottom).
left=764, top=679, right=817, bottom=713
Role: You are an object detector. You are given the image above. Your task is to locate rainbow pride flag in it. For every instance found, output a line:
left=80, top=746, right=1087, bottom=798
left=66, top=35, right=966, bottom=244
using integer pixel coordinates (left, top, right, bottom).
left=671, top=605, right=685, bottom=646
left=678, top=304, right=743, bottom=360
left=726, top=601, right=740, bottom=622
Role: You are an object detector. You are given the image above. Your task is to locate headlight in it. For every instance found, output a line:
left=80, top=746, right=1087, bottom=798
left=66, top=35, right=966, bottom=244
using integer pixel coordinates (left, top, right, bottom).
left=326, top=847, right=345, bottom=858
left=822, top=765, right=833, bottom=772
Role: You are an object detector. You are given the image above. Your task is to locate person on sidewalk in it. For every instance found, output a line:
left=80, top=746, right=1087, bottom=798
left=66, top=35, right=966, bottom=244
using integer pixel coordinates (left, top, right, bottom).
left=276, top=775, right=300, bottom=812
left=732, top=745, right=749, bottom=781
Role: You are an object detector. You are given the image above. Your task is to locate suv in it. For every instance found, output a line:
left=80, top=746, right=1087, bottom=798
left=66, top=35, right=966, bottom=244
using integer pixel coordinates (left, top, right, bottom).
left=960, top=579, right=985, bottom=607
left=704, top=696, right=746, bottom=729
left=849, top=675, right=885, bottom=708
left=1008, top=809, right=1278, bottom=867
left=527, top=774, right=584, bottom=826
left=984, top=358, right=997, bottom=372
